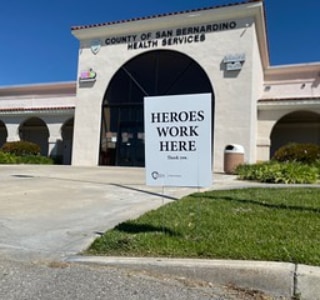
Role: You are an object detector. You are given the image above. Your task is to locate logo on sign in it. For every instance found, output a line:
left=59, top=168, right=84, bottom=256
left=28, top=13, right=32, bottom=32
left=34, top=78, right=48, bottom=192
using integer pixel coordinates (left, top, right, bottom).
left=90, top=40, right=101, bottom=55
left=151, top=171, right=164, bottom=180
left=79, top=69, right=97, bottom=83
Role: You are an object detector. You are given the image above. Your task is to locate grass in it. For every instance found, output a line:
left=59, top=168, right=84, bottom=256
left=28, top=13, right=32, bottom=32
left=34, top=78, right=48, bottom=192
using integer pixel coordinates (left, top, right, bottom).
left=87, top=187, right=320, bottom=266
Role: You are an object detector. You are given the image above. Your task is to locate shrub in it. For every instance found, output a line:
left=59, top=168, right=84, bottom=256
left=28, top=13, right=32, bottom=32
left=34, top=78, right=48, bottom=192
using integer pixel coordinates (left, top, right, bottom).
left=235, top=161, right=319, bottom=184
left=313, top=160, right=320, bottom=173
left=0, top=151, right=18, bottom=164
left=272, top=143, right=320, bottom=164
left=18, top=155, right=54, bottom=164
left=1, top=141, right=41, bottom=156
left=0, top=150, right=54, bottom=165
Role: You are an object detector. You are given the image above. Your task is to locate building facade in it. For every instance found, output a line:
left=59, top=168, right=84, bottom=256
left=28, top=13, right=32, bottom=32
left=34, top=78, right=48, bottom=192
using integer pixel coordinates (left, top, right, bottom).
left=0, top=83, right=75, bottom=164
left=0, top=0, right=319, bottom=171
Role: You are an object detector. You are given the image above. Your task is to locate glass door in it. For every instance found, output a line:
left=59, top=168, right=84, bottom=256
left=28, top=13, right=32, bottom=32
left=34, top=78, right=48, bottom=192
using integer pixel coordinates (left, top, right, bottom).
left=116, top=121, right=145, bottom=166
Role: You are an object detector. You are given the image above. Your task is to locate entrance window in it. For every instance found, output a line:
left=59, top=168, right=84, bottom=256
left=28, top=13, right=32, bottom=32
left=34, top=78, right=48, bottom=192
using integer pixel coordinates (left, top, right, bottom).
left=100, top=50, right=214, bottom=167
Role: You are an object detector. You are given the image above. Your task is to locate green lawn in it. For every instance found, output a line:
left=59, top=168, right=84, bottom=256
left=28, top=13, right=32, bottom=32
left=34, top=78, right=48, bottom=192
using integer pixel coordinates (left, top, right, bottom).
left=87, top=187, right=320, bottom=266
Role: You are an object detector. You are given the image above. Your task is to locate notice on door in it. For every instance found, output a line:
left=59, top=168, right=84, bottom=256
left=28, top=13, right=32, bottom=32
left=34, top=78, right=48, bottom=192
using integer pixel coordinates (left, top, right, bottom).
left=144, top=93, right=212, bottom=187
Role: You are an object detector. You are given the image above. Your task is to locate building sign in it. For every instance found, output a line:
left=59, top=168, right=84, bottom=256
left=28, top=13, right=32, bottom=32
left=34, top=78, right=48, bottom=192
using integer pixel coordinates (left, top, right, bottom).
left=224, top=53, right=246, bottom=71
left=79, top=69, right=97, bottom=83
left=144, top=93, right=212, bottom=187
left=105, top=20, right=238, bottom=50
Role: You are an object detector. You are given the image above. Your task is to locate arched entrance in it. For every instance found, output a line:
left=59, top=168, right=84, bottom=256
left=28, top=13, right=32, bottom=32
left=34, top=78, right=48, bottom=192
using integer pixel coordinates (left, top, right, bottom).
left=100, top=50, right=214, bottom=166
left=0, top=120, right=7, bottom=148
left=19, top=117, right=49, bottom=156
left=270, top=110, right=320, bottom=157
left=61, top=118, right=74, bottom=165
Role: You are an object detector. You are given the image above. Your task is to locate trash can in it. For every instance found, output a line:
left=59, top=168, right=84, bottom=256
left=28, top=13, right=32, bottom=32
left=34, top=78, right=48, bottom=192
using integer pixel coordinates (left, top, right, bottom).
left=224, top=144, right=244, bottom=174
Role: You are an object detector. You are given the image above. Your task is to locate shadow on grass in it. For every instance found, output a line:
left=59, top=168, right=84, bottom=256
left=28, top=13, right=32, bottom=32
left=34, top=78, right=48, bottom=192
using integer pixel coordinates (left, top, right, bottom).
left=191, top=194, right=320, bottom=214
left=115, top=222, right=180, bottom=237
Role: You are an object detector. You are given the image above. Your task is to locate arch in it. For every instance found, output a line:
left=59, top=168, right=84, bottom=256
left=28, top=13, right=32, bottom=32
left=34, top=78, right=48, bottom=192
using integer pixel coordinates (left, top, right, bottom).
left=270, top=110, right=320, bottom=157
left=0, top=120, right=8, bottom=148
left=19, top=117, right=49, bottom=156
left=61, top=118, right=74, bottom=165
left=99, top=49, right=214, bottom=166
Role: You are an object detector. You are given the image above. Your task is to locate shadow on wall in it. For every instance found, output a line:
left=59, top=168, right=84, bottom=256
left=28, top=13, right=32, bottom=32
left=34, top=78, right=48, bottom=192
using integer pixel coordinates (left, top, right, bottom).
left=311, top=74, right=320, bottom=88
left=49, top=139, right=63, bottom=164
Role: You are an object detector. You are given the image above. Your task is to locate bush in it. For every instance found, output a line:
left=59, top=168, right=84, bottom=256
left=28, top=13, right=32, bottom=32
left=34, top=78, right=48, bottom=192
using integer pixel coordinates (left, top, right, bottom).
left=313, top=159, right=320, bottom=173
left=1, top=141, right=41, bottom=156
left=0, top=140, right=55, bottom=165
left=272, top=143, right=320, bottom=164
left=0, top=151, right=18, bottom=164
left=235, top=161, right=319, bottom=184
left=18, top=155, right=54, bottom=164
left=0, top=150, right=54, bottom=165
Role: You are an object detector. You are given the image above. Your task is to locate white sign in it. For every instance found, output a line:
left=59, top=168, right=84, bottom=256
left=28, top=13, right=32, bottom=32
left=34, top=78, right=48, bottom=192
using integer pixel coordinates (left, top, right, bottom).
left=226, top=61, right=242, bottom=71
left=224, top=53, right=245, bottom=71
left=144, top=93, right=212, bottom=187
left=223, top=53, right=246, bottom=63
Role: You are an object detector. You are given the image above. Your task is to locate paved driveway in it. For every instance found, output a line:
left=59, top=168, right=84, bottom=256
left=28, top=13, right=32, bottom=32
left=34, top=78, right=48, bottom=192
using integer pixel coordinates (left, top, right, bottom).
left=0, top=165, right=207, bottom=261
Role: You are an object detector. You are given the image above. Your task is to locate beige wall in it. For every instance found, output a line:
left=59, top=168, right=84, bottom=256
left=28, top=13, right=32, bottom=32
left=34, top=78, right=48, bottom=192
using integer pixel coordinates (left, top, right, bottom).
left=257, top=64, right=320, bottom=161
left=263, top=65, right=320, bottom=99
left=257, top=106, right=320, bottom=161
left=72, top=10, right=264, bottom=171
left=0, top=83, right=76, bottom=162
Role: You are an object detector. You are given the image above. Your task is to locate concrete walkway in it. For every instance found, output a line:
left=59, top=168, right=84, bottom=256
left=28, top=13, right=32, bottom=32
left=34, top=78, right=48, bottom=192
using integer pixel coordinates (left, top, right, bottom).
left=0, top=165, right=319, bottom=299
left=0, top=165, right=198, bottom=260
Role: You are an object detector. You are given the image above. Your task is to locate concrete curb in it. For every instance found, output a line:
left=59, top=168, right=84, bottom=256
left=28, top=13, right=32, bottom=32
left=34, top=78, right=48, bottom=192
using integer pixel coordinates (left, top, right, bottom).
left=66, top=256, right=320, bottom=299
left=296, top=264, right=320, bottom=300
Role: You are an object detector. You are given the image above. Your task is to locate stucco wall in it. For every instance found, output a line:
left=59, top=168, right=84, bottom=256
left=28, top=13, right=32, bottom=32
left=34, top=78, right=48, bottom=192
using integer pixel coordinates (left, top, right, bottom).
left=0, top=95, right=75, bottom=110
left=263, top=66, right=320, bottom=99
left=257, top=64, right=320, bottom=161
left=72, top=15, right=262, bottom=171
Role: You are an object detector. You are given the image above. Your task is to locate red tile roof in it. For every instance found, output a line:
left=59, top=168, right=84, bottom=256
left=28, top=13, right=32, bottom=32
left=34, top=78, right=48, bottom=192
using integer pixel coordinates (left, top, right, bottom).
left=259, top=97, right=320, bottom=102
left=0, top=106, right=75, bottom=112
left=71, top=0, right=262, bottom=31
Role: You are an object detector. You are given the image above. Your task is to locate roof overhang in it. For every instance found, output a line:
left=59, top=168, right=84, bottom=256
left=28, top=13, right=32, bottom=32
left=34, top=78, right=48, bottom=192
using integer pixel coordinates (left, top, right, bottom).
left=265, top=63, right=320, bottom=78
left=258, top=98, right=320, bottom=111
left=0, top=106, right=75, bottom=116
left=71, top=0, right=269, bottom=68
left=0, top=82, right=77, bottom=98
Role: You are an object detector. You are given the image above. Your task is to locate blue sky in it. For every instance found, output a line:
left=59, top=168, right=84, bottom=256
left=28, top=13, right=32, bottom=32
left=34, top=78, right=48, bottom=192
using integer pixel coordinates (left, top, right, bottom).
left=1, top=0, right=319, bottom=86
